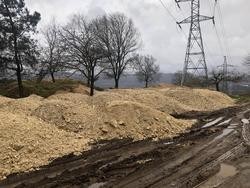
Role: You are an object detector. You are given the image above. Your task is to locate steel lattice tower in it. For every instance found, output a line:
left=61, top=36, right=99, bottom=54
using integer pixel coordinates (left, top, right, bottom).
left=175, top=0, right=214, bottom=86
left=219, top=56, right=233, bottom=93
left=221, top=56, right=228, bottom=92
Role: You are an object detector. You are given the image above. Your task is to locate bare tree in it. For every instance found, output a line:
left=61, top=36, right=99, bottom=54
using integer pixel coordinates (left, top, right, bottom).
left=93, top=13, right=140, bottom=88
left=41, top=20, right=65, bottom=83
left=209, top=68, right=243, bottom=92
left=60, top=15, right=106, bottom=96
left=134, top=55, right=160, bottom=88
left=210, top=69, right=224, bottom=91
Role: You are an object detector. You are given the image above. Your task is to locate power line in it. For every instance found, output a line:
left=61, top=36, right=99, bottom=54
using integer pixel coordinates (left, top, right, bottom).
left=158, top=0, right=186, bottom=38
left=158, top=0, right=178, bottom=23
left=216, top=1, right=233, bottom=64
left=210, top=0, right=224, bottom=57
left=207, top=0, right=213, bottom=16
left=213, top=0, right=218, bottom=17
left=204, top=0, right=225, bottom=65
left=209, top=0, right=231, bottom=67
left=203, top=38, right=217, bottom=65
left=157, top=0, right=189, bottom=51
left=212, top=0, right=232, bottom=65
left=214, top=23, right=225, bottom=56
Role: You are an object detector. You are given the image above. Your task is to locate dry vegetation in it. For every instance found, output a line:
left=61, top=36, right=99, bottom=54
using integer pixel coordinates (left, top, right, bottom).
left=0, top=79, right=97, bottom=98
left=0, top=84, right=235, bottom=180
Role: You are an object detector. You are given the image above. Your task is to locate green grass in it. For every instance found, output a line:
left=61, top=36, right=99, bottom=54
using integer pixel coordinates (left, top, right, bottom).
left=231, top=94, right=250, bottom=104
left=0, top=79, right=89, bottom=98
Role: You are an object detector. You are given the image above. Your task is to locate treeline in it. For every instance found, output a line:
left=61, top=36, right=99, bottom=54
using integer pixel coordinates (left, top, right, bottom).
left=0, top=0, right=160, bottom=97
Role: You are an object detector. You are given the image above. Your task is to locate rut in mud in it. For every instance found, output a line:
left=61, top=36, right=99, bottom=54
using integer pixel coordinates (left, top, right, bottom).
left=0, top=104, right=250, bottom=188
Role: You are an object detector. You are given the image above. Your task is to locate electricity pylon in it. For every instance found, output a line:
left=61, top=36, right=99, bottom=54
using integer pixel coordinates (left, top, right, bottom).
left=222, top=56, right=228, bottom=91
left=218, top=56, right=234, bottom=92
left=175, top=0, right=214, bottom=86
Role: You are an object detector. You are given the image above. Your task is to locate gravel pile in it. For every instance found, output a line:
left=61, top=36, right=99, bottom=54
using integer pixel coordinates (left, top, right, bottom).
left=0, top=85, right=235, bottom=180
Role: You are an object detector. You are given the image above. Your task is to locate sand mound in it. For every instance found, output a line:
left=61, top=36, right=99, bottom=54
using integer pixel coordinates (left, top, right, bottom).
left=100, top=87, right=234, bottom=114
left=0, top=96, right=13, bottom=105
left=0, top=85, right=236, bottom=179
left=194, top=89, right=235, bottom=108
left=157, top=88, right=235, bottom=112
left=53, top=84, right=91, bottom=96
left=48, top=93, right=90, bottom=104
left=0, top=95, right=43, bottom=116
left=34, top=94, right=193, bottom=140
left=32, top=87, right=234, bottom=137
left=99, top=100, right=194, bottom=140
left=151, top=83, right=181, bottom=89
left=72, top=84, right=91, bottom=95
left=0, top=110, right=89, bottom=180
left=33, top=98, right=97, bottom=133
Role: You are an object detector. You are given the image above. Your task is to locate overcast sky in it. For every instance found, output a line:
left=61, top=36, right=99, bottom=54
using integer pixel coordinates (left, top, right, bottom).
left=26, top=0, right=250, bottom=73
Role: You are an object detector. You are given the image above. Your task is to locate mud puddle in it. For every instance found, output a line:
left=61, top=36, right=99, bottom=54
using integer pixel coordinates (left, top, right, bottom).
left=202, top=117, right=224, bottom=128
left=88, top=182, right=107, bottom=188
left=212, top=129, right=234, bottom=142
left=197, top=163, right=238, bottom=188
left=216, top=119, right=232, bottom=127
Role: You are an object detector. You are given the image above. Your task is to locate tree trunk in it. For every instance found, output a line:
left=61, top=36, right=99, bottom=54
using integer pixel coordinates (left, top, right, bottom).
left=87, top=70, right=91, bottom=87
left=15, top=41, right=23, bottom=98
left=90, top=68, right=95, bottom=96
left=114, top=78, right=119, bottom=89
left=4, top=0, right=24, bottom=98
left=216, top=83, right=220, bottom=91
left=16, top=64, right=24, bottom=98
left=145, top=80, right=148, bottom=88
left=86, top=78, right=90, bottom=87
left=50, top=72, right=55, bottom=83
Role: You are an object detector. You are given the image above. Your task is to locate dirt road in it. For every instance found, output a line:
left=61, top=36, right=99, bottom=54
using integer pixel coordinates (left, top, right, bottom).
left=0, top=104, right=250, bottom=188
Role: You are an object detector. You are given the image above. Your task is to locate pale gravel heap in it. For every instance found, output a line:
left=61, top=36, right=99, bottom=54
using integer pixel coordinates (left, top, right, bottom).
left=0, top=110, right=89, bottom=180
left=0, top=85, right=235, bottom=180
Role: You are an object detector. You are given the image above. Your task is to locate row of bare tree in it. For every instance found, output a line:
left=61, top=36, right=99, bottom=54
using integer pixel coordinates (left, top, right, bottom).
left=0, top=0, right=160, bottom=97
left=37, top=14, right=160, bottom=96
left=173, top=68, right=244, bottom=92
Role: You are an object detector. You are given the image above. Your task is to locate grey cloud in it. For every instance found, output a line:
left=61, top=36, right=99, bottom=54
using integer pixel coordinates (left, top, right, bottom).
left=26, top=0, right=250, bottom=73
left=87, top=6, right=106, bottom=19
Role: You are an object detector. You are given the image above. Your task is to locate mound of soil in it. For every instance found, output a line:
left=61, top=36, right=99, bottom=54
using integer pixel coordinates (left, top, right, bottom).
left=101, top=100, right=194, bottom=140
left=33, top=99, right=97, bottom=133
left=105, top=87, right=235, bottom=114
left=0, top=96, right=13, bottom=105
left=0, top=85, right=236, bottom=180
left=157, top=87, right=235, bottom=112
left=0, top=95, right=44, bottom=116
left=33, top=97, right=194, bottom=140
left=0, top=110, right=89, bottom=180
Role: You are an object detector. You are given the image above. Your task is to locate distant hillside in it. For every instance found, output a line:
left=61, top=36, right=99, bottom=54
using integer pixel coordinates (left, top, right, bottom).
left=95, top=73, right=174, bottom=88
left=65, top=73, right=174, bottom=89
left=72, top=73, right=250, bottom=95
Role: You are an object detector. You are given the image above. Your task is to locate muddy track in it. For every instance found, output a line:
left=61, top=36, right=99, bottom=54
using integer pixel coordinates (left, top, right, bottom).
left=0, top=104, right=250, bottom=188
